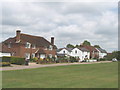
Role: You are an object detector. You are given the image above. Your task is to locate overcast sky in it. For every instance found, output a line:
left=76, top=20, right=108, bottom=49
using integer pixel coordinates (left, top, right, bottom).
left=1, top=0, right=118, bottom=52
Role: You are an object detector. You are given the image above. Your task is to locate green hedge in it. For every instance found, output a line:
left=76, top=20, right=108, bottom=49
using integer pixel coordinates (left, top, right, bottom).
left=10, top=57, right=25, bottom=65
left=1, top=56, right=11, bottom=66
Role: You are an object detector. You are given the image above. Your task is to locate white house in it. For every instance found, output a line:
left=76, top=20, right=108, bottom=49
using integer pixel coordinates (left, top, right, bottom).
left=57, top=48, right=73, bottom=57
left=96, top=48, right=107, bottom=59
left=57, top=47, right=90, bottom=61
left=71, top=47, right=90, bottom=61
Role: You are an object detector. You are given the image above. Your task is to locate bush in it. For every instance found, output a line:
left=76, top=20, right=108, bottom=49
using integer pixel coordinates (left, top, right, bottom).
left=1, top=57, right=11, bottom=67
left=99, top=58, right=106, bottom=61
left=10, top=57, right=25, bottom=65
left=29, top=57, right=38, bottom=62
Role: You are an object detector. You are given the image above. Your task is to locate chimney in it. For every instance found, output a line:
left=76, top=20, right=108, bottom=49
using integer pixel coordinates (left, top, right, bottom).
left=16, top=29, right=21, bottom=43
left=51, top=37, right=54, bottom=45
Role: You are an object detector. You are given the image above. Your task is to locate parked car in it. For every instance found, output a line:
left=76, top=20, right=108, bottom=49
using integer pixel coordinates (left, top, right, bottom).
left=112, top=58, right=117, bottom=62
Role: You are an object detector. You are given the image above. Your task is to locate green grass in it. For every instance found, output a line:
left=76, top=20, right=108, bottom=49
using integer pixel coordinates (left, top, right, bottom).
left=2, top=62, right=118, bottom=88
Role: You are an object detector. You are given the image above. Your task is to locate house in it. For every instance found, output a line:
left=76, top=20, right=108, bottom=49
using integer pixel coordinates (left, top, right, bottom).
left=57, top=48, right=73, bottom=57
left=57, top=47, right=90, bottom=61
left=96, top=48, right=107, bottom=59
left=2, top=29, right=57, bottom=59
left=0, top=43, right=11, bottom=57
left=80, top=45, right=99, bottom=59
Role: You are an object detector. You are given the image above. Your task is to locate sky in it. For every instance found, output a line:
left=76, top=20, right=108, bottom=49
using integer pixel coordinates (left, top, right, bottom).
left=0, top=0, right=118, bottom=52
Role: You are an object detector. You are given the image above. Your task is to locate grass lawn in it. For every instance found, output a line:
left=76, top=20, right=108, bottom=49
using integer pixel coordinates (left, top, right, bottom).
left=2, top=62, right=118, bottom=88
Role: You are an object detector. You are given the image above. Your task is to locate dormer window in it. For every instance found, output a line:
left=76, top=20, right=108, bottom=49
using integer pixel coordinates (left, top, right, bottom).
left=8, top=43, right=11, bottom=48
left=32, top=44, right=36, bottom=49
left=49, top=45, right=53, bottom=50
left=25, top=42, right=31, bottom=48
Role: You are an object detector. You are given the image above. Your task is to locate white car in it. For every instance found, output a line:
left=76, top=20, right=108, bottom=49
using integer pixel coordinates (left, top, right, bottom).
left=112, top=58, right=117, bottom=62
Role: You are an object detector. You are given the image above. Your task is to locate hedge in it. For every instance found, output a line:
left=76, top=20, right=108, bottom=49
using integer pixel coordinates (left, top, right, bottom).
left=1, top=56, right=11, bottom=66
left=10, top=57, right=25, bottom=65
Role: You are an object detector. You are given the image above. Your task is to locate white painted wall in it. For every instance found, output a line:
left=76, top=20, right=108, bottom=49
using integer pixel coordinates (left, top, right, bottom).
left=57, top=48, right=90, bottom=61
left=57, top=48, right=71, bottom=55
left=71, top=48, right=82, bottom=59
left=0, top=52, right=11, bottom=57
left=99, top=53, right=107, bottom=58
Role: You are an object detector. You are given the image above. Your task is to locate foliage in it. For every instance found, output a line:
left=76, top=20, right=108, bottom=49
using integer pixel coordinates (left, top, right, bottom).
left=104, top=51, right=120, bottom=61
left=10, top=57, right=25, bottom=65
left=82, top=40, right=91, bottom=46
left=66, top=44, right=74, bottom=48
left=94, top=45, right=101, bottom=48
left=1, top=57, right=11, bottom=66
left=29, top=57, right=38, bottom=62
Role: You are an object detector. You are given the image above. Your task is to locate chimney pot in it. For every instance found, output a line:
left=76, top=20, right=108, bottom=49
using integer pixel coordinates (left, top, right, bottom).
left=16, top=30, right=21, bottom=43
left=51, top=37, right=54, bottom=45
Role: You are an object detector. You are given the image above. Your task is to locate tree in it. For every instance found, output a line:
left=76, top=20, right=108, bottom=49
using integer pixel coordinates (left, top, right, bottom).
left=75, top=45, right=80, bottom=48
left=82, top=40, right=91, bottom=46
left=94, top=45, right=101, bottom=48
left=66, top=44, right=74, bottom=48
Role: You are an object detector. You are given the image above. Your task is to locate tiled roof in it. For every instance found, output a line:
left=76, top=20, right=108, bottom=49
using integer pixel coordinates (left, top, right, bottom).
left=81, top=45, right=98, bottom=52
left=57, top=48, right=74, bottom=52
left=97, top=48, right=107, bottom=53
left=3, top=33, right=57, bottom=49
left=78, top=47, right=89, bottom=52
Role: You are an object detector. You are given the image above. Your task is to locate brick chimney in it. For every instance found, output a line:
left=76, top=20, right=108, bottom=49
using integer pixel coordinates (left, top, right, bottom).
left=16, top=30, right=21, bottom=43
left=51, top=37, right=54, bottom=45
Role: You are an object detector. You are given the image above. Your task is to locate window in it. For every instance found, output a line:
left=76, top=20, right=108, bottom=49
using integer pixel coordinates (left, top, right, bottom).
left=32, top=53, right=35, bottom=58
left=32, top=44, right=36, bottom=49
left=25, top=42, right=31, bottom=48
left=44, top=46, right=47, bottom=50
left=49, top=45, right=53, bottom=50
left=63, top=51, right=65, bottom=54
left=75, top=50, right=77, bottom=54
left=25, top=53, right=30, bottom=59
left=49, top=54, right=52, bottom=58
left=8, top=43, right=11, bottom=48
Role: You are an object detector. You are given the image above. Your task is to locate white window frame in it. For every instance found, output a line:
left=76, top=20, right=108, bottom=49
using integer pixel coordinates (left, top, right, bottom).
left=32, top=53, right=35, bottom=58
left=25, top=42, right=31, bottom=48
left=49, top=54, right=52, bottom=58
left=49, top=45, right=53, bottom=50
left=25, top=53, right=30, bottom=59
left=32, top=44, right=36, bottom=49
left=8, top=43, right=11, bottom=48
left=75, top=50, right=77, bottom=54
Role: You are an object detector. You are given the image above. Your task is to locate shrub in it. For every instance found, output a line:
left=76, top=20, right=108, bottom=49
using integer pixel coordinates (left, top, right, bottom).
left=1, top=57, right=11, bottom=67
left=98, top=58, right=106, bottom=61
left=2, top=56, right=11, bottom=62
left=30, top=57, right=38, bottom=62
left=1, top=62, right=11, bottom=67
left=10, top=57, right=25, bottom=65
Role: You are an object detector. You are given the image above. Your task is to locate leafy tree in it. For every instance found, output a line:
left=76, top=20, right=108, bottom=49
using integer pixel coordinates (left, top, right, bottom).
left=82, top=40, right=91, bottom=46
left=94, top=45, right=101, bottom=48
left=66, top=44, right=74, bottom=48
left=75, top=45, right=80, bottom=48
left=104, top=51, right=120, bottom=61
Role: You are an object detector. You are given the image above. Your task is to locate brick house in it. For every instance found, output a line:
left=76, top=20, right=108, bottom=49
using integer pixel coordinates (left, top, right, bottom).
left=2, top=30, right=57, bottom=59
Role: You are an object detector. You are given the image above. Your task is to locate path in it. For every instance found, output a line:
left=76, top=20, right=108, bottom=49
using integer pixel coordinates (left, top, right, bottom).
left=0, top=61, right=112, bottom=71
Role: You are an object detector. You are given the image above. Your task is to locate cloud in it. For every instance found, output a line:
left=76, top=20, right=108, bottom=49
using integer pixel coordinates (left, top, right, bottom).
left=1, top=2, right=118, bottom=52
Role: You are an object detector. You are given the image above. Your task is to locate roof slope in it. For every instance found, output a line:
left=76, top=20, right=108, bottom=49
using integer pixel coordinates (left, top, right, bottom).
left=3, top=33, right=57, bottom=49
left=97, top=48, right=107, bottom=53
left=81, top=45, right=98, bottom=52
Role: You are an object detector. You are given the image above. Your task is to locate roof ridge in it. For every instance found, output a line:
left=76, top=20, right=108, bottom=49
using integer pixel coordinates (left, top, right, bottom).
left=21, top=33, right=42, bottom=38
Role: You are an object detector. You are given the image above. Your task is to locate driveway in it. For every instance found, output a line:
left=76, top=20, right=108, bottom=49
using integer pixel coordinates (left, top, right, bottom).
left=0, top=61, right=112, bottom=71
